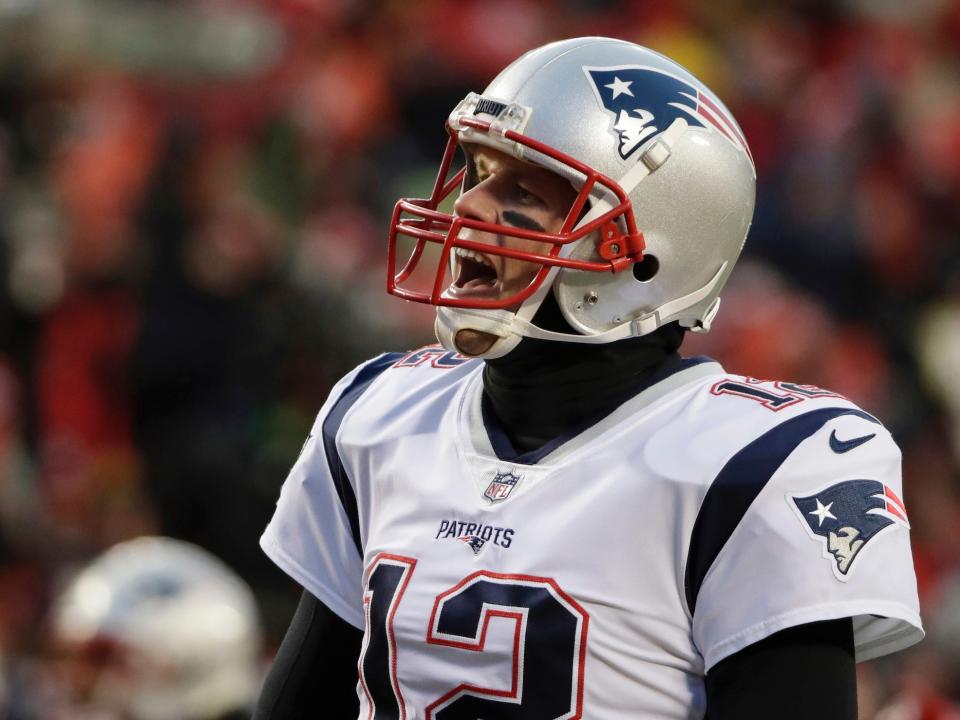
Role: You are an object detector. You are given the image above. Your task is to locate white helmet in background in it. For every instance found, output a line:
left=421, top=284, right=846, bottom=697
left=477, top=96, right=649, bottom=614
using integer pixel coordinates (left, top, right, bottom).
left=388, top=36, right=756, bottom=359
left=50, top=536, right=262, bottom=720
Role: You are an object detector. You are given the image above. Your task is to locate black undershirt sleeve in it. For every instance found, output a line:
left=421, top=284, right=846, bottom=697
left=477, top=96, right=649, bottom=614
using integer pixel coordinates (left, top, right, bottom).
left=704, top=617, right=857, bottom=719
left=253, top=589, right=363, bottom=719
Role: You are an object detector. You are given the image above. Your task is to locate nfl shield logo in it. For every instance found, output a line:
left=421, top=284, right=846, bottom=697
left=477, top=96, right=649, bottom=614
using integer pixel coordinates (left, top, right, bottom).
left=484, top=471, right=521, bottom=503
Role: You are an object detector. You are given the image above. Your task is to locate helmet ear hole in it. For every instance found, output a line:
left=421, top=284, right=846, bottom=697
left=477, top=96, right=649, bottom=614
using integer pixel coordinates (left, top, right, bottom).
left=632, top=255, right=659, bottom=282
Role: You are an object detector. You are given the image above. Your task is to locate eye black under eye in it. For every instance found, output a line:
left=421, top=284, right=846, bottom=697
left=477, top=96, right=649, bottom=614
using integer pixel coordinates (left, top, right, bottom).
left=502, top=210, right=545, bottom=232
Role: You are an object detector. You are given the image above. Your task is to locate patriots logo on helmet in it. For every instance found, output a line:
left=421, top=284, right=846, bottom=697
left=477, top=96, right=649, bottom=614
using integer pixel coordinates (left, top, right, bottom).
left=584, top=65, right=751, bottom=162
left=788, top=479, right=909, bottom=581
left=458, top=535, right=487, bottom=555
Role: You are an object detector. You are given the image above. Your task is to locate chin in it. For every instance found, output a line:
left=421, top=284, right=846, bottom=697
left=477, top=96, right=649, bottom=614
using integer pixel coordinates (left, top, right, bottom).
left=454, top=329, right=499, bottom=357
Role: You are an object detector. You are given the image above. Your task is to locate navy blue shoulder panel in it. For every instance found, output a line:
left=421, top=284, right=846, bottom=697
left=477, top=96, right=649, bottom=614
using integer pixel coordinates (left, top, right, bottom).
left=684, top=406, right=879, bottom=615
left=321, top=353, right=404, bottom=557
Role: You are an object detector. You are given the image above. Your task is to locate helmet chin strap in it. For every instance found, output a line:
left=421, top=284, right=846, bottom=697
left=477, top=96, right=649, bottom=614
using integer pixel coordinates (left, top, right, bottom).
left=436, top=261, right=728, bottom=357
left=436, top=119, right=692, bottom=360
left=435, top=307, right=524, bottom=359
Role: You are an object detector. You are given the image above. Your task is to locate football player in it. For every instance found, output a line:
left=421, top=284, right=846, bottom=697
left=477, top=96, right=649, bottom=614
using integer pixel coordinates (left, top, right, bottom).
left=256, top=37, right=922, bottom=718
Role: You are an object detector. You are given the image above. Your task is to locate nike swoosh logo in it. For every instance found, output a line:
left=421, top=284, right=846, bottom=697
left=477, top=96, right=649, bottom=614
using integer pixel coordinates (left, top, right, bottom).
left=829, top=429, right=876, bottom=453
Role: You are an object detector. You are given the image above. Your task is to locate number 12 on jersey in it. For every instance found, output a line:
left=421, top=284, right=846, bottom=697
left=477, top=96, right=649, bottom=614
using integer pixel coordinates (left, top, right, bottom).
left=359, top=553, right=590, bottom=719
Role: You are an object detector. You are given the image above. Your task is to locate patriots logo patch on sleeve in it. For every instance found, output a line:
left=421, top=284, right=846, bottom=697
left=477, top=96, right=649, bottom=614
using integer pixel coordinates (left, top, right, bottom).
left=583, top=65, right=751, bottom=162
left=788, top=479, right=909, bottom=581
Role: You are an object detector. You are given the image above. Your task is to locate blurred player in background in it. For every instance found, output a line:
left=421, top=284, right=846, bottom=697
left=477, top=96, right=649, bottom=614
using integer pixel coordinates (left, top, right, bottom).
left=256, top=37, right=923, bottom=718
left=46, top=536, right=262, bottom=720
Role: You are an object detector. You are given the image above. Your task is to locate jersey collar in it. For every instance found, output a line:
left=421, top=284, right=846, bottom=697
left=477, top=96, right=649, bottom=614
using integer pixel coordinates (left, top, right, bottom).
left=464, top=355, right=721, bottom=466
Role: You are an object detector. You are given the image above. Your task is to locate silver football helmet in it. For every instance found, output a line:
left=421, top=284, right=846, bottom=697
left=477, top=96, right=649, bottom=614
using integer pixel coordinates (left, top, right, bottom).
left=50, top=536, right=262, bottom=720
left=388, top=36, right=756, bottom=359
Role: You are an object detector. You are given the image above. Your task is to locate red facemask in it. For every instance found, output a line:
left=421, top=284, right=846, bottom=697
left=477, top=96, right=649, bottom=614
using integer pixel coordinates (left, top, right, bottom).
left=387, top=116, right=645, bottom=311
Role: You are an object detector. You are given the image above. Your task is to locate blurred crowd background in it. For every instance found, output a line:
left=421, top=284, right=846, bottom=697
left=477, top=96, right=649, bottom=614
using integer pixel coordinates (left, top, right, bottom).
left=0, top=0, right=959, bottom=717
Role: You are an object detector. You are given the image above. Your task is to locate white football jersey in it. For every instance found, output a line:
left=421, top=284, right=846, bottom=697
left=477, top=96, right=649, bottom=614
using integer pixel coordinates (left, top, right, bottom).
left=262, top=347, right=923, bottom=719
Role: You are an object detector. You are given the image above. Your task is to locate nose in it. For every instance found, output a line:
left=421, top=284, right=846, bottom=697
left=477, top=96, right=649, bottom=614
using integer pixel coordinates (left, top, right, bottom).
left=453, top=180, right=499, bottom=225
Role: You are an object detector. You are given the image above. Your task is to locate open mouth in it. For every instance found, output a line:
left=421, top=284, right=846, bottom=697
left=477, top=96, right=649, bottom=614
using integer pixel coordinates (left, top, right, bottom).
left=452, top=248, right=499, bottom=292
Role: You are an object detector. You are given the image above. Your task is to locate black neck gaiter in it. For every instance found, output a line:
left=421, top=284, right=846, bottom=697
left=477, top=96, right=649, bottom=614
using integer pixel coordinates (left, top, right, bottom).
left=482, top=294, right=686, bottom=454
